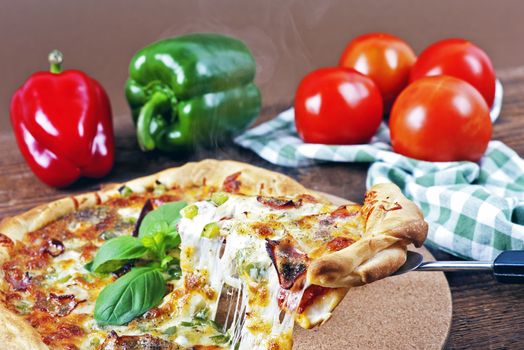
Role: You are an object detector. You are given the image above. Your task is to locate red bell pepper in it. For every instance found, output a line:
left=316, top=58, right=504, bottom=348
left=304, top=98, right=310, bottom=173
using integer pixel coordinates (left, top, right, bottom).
left=10, top=50, right=114, bottom=187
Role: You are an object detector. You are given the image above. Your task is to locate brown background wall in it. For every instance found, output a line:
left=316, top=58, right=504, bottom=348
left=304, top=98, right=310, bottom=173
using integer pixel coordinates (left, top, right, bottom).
left=1, top=0, right=523, bottom=131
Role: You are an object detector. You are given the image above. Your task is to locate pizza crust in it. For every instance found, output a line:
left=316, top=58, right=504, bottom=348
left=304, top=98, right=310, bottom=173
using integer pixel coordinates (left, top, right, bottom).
left=0, top=160, right=427, bottom=345
left=0, top=160, right=322, bottom=241
left=0, top=304, right=48, bottom=350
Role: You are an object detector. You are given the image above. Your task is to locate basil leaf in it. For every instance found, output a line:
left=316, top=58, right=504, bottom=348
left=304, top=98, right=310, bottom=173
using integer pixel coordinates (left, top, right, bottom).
left=91, top=236, right=147, bottom=273
left=138, top=201, right=187, bottom=238
left=84, top=261, right=94, bottom=272
left=94, top=267, right=166, bottom=326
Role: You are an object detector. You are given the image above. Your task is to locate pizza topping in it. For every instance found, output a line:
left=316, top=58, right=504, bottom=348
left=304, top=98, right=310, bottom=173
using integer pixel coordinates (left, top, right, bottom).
left=118, top=185, right=134, bottom=198
left=4, top=267, right=32, bottom=291
left=153, top=181, right=168, bottom=196
left=100, top=331, right=176, bottom=350
left=257, top=196, right=302, bottom=210
left=41, top=322, right=84, bottom=347
left=201, top=222, right=220, bottom=238
left=132, top=199, right=154, bottom=237
left=35, top=293, right=85, bottom=317
left=223, top=171, right=242, bottom=193
left=41, top=239, right=65, bottom=257
left=251, top=223, right=274, bottom=238
left=330, top=205, right=358, bottom=219
left=266, top=237, right=309, bottom=290
left=92, top=201, right=187, bottom=326
left=326, top=237, right=355, bottom=252
left=211, top=192, right=229, bottom=206
left=94, top=267, right=167, bottom=326
left=181, top=204, right=199, bottom=219
left=90, top=235, right=148, bottom=273
left=296, top=285, right=330, bottom=314
left=0, top=233, right=13, bottom=247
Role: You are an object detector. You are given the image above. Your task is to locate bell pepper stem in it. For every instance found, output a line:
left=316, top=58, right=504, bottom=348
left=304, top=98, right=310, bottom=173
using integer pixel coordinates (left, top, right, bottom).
left=48, top=50, right=63, bottom=74
left=137, top=92, right=169, bottom=151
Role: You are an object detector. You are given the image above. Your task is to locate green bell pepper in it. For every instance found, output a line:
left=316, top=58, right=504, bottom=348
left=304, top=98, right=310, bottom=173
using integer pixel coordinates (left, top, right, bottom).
left=125, top=33, right=261, bottom=152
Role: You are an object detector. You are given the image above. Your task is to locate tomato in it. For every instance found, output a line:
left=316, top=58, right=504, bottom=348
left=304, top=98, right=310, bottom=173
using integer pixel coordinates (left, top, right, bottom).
left=410, top=38, right=496, bottom=107
left=294, top=67, right=383, bottom=144
left=339, top=32, right=416, bottom=112
left=390, top=76, right=491, bottom=162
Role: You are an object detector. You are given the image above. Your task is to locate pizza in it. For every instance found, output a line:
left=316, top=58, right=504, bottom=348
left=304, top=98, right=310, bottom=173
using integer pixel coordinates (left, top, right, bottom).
left=0, top=160, right=428, bottom=350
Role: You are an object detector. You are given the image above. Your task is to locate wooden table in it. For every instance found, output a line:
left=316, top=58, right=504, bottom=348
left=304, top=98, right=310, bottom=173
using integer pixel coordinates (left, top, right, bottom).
left=2, top=66, right=524, bottom=349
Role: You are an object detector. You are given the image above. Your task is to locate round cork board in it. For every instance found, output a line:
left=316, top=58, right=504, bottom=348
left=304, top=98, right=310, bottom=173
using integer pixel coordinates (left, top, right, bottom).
left=293, top=193, right=452, bottom=350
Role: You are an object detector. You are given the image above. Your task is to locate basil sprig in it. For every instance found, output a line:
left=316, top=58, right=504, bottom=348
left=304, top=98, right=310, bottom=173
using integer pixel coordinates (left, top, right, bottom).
left=92, top=201, right=187, bottom=326
left=94, top=267, right=166, bottom=326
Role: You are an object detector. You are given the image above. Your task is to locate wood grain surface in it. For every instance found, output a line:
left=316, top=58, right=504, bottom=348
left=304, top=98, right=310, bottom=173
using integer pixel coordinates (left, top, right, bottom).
left=2, top=66, right=524, bottom=349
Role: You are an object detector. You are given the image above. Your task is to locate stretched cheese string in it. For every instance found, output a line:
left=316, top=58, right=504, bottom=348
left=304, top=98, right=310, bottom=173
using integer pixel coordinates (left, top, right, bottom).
left=176, top=198, right=309, bottom=349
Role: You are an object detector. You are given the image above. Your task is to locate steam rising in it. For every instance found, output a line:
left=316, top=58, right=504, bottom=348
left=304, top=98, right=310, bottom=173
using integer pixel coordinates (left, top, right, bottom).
left=154, top=0, right=338, bottom=156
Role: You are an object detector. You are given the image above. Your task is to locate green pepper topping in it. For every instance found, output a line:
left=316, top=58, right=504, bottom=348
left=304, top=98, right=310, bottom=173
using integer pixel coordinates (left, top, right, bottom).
left=163, top=326, right=177, bottom=335
left=201, top=222, right=220, bottom=238
left=211, top=192, right=229, bottom=206
left=153, top=183, right=167, bottom=196
left=119, top=185, right=133, bottom=198
left=181, top=204, right=198, bottom=219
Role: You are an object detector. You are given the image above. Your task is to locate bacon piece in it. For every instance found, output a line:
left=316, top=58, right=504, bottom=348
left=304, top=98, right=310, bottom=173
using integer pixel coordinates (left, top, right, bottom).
left=132, top=199, right=153, bottom=237
left=266, top=237, right=309, bottom=290
left=257, top=196, right=302, bottom=210
left=251, top=222, right=274, bottom=238
left=100, top=331, right=174, bottom=350
left=0, top=233, right=13, bottom=247
left=79, top=242, right=98, bottom=261
left=223, top=171, right=241, bottom=193
left=326, top=237, right=355, bottom=252
left=41, top=239, right=65, bottom=257
left=42, top=323, right=84, bottom=347
left=35, top=293, right=84, bottom=317
left=4, top=267, right=31, bottom=291
left=330, top=205, right=358, bottom=219
left=297, top=285, right=330, bottom=314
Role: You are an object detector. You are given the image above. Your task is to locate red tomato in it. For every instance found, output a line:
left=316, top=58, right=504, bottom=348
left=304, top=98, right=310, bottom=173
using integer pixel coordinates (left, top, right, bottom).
left=390, top=76, right=492, bottom=162
left=339, top=32, right=416, bottom=112
left=410, top=38, right=496, bottom=107
left=295, top=67, right=383, bottom=144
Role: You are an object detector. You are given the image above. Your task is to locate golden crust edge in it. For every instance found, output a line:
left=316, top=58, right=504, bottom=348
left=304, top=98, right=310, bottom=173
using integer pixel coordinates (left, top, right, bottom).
left=0, top=304, right=49, bottom=350
left=0, top=159, right=323, bottom=241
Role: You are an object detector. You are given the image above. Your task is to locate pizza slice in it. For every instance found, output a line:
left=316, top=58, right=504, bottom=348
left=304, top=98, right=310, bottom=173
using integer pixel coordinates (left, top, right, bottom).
left=0, top=160, right=427, bottom=349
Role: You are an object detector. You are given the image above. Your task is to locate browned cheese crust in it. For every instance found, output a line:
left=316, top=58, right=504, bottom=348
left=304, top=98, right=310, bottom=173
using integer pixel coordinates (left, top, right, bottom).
left=0, top=159, right=428, bottom=347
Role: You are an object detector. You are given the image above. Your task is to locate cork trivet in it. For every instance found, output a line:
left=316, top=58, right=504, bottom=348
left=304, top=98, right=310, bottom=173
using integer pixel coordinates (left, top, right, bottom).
left=292, top=193, right=453, bottom=349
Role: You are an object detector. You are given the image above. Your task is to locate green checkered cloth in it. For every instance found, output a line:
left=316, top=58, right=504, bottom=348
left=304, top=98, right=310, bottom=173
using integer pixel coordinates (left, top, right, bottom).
left=235, top=81, right=521, bottom=260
